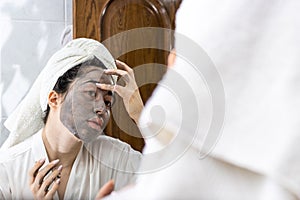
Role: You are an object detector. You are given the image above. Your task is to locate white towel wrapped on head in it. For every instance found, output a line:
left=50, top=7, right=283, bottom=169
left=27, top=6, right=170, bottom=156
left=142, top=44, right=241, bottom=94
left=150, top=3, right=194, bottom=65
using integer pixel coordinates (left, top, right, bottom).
left=1, top=38, right=117, bottom=150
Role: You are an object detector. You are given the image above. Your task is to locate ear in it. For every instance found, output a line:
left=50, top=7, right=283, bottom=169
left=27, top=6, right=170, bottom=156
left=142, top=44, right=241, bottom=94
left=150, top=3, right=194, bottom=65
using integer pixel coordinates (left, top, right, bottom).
left=167, top=49, right=176, bottom=68
left=47, top=90, right=61, bottom=109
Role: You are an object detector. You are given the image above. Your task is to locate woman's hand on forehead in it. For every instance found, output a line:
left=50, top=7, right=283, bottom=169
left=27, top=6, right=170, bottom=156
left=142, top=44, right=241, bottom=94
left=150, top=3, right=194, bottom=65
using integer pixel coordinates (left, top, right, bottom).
left=96, top=60, right=144, bottom=123
left=96, top=60, right=136, bottom=98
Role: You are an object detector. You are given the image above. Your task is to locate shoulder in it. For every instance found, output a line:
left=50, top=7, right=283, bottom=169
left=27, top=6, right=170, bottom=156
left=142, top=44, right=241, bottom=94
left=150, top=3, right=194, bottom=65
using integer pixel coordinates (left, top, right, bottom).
left=0, top=140, right=33, bottom=199
left=0, top=134, right=34, bottom=164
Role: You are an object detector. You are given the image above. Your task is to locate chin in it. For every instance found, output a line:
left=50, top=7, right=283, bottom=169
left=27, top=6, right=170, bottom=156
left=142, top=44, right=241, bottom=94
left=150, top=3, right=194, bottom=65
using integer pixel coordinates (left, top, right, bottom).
left=80, top=133, right=101, bottom=143
left=76, top=127, right=105, bottom=143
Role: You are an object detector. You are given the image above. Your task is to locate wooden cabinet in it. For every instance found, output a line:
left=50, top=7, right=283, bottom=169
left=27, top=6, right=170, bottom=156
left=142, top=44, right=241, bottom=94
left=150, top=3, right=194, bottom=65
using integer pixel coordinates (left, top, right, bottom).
left=73, top=0, right=182, bottom=152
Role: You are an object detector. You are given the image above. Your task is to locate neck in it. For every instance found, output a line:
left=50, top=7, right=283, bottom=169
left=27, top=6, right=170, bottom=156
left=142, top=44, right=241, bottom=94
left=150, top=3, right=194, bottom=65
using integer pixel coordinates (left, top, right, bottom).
left=42, top=121, right=82, bottom=168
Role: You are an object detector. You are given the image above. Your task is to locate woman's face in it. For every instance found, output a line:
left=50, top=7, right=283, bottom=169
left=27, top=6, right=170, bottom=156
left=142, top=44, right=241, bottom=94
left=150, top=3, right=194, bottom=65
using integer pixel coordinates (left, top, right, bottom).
left=60, top=66, right=114, bottom=143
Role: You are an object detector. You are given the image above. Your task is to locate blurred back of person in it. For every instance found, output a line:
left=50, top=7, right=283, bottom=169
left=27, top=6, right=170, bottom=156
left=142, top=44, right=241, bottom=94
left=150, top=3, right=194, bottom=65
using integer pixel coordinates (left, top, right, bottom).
left=103, top=0, right=300, bottom=199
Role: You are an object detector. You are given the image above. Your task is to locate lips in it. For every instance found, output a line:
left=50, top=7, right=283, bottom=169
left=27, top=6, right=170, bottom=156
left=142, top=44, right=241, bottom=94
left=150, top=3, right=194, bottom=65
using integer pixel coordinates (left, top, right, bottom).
left=87, top=117, right=104, bottom=131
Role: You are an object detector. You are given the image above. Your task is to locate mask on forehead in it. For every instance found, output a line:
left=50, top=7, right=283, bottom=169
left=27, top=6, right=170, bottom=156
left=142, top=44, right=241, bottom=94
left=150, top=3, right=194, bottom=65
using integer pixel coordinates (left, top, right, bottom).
left=60, top=65, right=115, bottom=143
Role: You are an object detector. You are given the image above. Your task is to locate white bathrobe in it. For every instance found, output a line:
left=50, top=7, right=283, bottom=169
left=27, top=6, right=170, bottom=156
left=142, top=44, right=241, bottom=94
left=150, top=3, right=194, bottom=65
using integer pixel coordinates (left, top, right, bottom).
left=0, top=38, right=142, bottom=200
left=0, top=130, right=141, bottom=200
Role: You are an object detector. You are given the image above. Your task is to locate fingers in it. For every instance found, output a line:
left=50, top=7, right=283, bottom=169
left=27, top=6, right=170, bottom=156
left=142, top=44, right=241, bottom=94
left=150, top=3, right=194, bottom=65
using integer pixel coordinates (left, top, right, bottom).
left=38, top=165, right=62, bottom=198
left=104, top=68, right=127, bottom=77
left=115, top=60, right=133, bottom=73
left=45, top=178, right=60, bottom=199
left=33, top=159, right=60, bottom=190
left=96, top=83, right=124, bottom=97
left=40, top=165, right=62, bottom=192
left=28, top=158, right=46, bottom=185
left=95, top=180, right=115, bottom=200
left=104, top=60, right=134, bottom=80
left=96, top=83, right=115, bottom=92
left=29, top=159, right=62, bottom=199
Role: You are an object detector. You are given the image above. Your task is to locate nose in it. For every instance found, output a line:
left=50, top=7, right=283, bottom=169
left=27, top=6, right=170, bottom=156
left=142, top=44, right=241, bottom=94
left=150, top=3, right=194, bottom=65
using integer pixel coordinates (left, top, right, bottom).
left=94, top=99, right=107, bottom=116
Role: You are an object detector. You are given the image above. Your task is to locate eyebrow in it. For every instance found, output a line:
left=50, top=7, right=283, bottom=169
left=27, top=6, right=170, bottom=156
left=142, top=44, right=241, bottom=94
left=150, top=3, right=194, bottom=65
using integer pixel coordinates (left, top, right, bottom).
left=80, top=80, right=114, bottom=96
left=81, top=80, right=114, bottom=86
left=81, top=80, right=99, bottom=84
left=81, top=74, right=114, bottom=85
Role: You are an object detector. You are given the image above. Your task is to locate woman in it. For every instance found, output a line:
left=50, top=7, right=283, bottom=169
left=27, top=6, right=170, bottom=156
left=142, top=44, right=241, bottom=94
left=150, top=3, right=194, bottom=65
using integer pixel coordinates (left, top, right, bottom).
left=0, top=38, right=143, bottom=199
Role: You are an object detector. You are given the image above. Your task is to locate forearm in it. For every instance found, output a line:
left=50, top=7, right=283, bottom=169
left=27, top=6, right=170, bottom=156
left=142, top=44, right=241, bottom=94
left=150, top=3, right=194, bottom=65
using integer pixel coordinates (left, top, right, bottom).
left=127, top=89, right=144, bottom=124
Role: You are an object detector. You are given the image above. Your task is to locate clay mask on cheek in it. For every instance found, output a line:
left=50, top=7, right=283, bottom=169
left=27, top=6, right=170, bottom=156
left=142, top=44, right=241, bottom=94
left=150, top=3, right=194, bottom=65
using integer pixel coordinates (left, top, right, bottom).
left=60, top=66, right=112, bottom=143
left=60, top=88, right=77, bottom=136
left=59, top=82, right=93, bottom=141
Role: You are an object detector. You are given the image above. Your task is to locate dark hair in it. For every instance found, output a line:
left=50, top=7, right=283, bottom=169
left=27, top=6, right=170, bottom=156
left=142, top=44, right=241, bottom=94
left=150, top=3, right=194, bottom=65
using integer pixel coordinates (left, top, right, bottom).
left=42, top=57, right=107, bottom=123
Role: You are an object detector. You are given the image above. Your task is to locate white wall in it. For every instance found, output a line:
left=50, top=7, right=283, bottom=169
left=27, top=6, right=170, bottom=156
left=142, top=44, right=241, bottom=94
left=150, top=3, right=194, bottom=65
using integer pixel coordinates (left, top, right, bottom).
left=0, top=0, right=72, bottom=145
